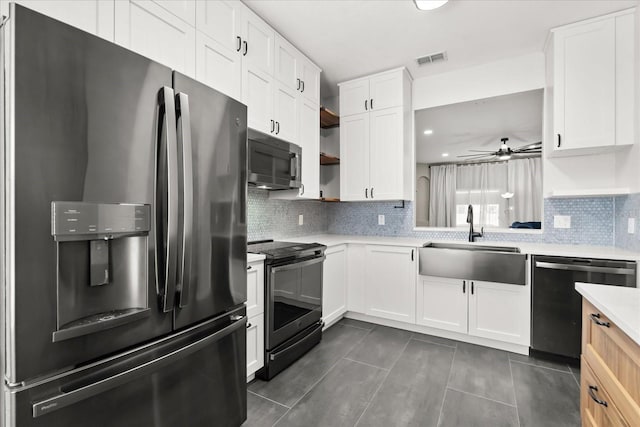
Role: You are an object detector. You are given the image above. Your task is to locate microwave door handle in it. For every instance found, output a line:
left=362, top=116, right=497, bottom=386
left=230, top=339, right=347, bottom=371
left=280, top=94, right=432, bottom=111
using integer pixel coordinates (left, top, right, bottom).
left=290, top=153, right=298, bottom=180
left=156, top=87, right=178, bottom=312
left=176, top=92, right=193, bottom=308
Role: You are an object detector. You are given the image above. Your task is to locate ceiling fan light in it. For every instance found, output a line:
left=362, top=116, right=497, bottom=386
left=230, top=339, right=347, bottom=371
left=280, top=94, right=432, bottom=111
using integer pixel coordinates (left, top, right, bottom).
left=414, top=0, right=449, bottom=11
left=498, top=154, right=511, bottom=161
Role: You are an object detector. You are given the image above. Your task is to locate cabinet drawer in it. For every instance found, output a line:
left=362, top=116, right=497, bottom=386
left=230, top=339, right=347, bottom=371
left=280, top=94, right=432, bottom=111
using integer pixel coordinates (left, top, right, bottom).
left=246, top=261, right=265, bottom=318
left=583, top=299, right=640, bottom=413
left=582, top=357, right=630, bottom=427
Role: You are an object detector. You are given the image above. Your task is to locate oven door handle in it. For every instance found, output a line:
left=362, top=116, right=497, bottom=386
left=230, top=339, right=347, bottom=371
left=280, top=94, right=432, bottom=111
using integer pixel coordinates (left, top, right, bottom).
left=534, top=261, right=636, bottom=275
left=270, top=256, right=326, bottom=274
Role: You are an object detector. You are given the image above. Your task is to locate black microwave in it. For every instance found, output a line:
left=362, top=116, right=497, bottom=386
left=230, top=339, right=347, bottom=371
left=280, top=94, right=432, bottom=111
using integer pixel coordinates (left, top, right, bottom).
left=247, top=129, right=302, bottom=190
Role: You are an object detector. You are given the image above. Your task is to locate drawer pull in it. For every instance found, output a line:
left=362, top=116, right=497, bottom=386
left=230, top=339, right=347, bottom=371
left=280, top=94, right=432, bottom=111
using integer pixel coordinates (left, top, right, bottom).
left=588, top=385, right=608, bottom=407
left=590, top=313, right=610, bottom=328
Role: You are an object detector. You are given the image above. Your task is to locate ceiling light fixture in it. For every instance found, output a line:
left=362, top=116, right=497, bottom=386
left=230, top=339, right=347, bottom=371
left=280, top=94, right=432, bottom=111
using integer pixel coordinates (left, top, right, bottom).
left=441, top=153, right=449, bottom=157
left=414, top=0, right=449, bottom=11
left=498, top=154, right=511, bottom=161
left=423, top=129, right=433, bottom=135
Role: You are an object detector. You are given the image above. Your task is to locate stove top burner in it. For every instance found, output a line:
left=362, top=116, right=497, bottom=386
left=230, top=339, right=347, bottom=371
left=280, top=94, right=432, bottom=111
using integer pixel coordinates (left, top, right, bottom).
left=247, top=240, right=326, bottom=260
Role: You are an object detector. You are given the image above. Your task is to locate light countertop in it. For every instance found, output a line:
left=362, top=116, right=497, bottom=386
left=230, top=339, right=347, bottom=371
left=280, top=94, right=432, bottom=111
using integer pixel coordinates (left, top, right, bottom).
left=285, top=234, right=640, bottom=261
left=576, top=282, right=640, bottom=346
left=247, top=253, right=265, bottom=263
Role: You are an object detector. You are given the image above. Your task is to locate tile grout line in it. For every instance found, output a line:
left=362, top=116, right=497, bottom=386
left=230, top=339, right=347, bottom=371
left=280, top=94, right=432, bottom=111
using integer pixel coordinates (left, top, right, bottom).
left=339, top=322, right=374, bottom=332
left=343, top=357, right=390, bottom=371
left=436, top=346, right=457, bottom=426
left=446, top=386, right=518, bottom=409
left=273, top=324, right=376, bottom=426
left=247, top=390, right=291, bottom=409
left=352, top=334, right=413, bottom=427
left=508, top=360, right=522, bottom=427
left=568, top=365, right=581, bottom=389
left=409, top=336, right=457, bottom=350
left=508, top=357, right=573, bottom=375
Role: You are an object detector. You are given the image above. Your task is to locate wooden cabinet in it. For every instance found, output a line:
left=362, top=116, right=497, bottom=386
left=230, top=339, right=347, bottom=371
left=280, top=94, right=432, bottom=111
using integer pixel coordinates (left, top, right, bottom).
left=548, top=9, right=635, bottom=155
left=364, top=245, right=416, bottom=324
left=416, top=276, right=467, bottom=334
left=114, top=0, right=196, bottom=77
left=581, top=298, right=640, bottom=426
left=3, top=0, right=115, bottom=41
left=322, top=245, right=347, bottom=328
left=246, top=259, right=265, bottom=380
left=339, top=68, right=412, bottom=201
left=417, top=276, right=530, bottom=346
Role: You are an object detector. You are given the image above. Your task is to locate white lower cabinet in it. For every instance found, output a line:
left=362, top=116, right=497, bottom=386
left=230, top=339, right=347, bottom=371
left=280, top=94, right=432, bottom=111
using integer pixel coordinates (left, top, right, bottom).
left=468, top=280, right=529, bottom=345
left=417, top=276, right=530, bottom=346
left=322, top=245, right=347, bottom=327
left=364, top=245, right=416, bottom=323
left=246, top=259, right=265, bottom=380
left=246, top=313, right=264, bottom=378
left=416, top=276, right=467, bottom=334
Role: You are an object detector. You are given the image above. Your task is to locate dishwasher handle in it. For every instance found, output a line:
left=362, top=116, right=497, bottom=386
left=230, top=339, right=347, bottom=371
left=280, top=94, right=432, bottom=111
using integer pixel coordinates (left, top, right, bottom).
left=534, top=261, right=636, bottom=276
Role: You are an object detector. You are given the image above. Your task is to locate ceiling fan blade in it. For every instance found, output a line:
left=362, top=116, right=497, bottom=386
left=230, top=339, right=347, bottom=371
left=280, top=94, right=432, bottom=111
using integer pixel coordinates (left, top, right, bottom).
left=468, top=149, right=496, bottom=153
left=457, top=154, right=493, bottom=158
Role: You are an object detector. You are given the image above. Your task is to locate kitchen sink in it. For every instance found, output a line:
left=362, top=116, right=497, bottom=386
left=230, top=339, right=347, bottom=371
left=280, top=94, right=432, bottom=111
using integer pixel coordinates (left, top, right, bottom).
left=419, top=242, right=526, bottom=285
left=422, top=242, right=521, bottom=253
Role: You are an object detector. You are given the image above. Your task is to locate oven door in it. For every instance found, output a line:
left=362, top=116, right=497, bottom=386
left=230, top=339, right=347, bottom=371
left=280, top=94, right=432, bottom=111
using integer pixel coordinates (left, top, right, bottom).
left=266, top=256, right=324, bottom=349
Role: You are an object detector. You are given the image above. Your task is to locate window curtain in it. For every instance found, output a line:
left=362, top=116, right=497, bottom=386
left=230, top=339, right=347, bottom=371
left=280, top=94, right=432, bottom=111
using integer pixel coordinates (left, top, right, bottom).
left=456, top=162, right=509, bottom=227
left=428, top=164, right=457, bottom=227
left=506, top=157, right=542, bottom=224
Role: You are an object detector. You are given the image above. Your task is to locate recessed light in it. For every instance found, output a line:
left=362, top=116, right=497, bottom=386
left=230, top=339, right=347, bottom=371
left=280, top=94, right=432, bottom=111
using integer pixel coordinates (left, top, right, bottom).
left=441, top=153, right=449, bottom=157
left=414, top=0, right=449, bottom=11
left=423, top=129, right=433, bottom=135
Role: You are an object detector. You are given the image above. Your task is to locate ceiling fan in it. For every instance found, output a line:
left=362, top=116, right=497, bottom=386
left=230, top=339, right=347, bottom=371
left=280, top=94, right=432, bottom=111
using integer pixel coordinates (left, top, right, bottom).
left=457, top=137, right=541, bottom=161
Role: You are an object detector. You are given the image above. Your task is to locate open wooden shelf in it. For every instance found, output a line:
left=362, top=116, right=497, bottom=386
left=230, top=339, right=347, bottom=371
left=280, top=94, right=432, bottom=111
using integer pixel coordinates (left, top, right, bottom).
left=320, top=106, right=340, bottom=129
left=320, top=153, right=340, bottom=165
left=320, top=197, right=340, bottom=202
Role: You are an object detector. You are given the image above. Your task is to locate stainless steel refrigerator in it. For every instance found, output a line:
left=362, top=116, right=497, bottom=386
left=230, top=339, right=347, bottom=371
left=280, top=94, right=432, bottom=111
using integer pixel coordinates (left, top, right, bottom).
left=1, top=5, right=248, bottom=426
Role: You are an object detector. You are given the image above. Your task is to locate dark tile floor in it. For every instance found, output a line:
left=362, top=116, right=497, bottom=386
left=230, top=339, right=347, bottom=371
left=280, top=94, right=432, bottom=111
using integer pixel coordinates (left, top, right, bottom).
left=244, top=319, right=581, bottom=427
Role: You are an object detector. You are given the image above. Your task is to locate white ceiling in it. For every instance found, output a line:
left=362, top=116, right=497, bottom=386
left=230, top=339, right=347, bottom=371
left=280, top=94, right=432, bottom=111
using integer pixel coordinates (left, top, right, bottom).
left=243, top=0, right=637, bottom=99
left=415, top=89, right=543, bottom=164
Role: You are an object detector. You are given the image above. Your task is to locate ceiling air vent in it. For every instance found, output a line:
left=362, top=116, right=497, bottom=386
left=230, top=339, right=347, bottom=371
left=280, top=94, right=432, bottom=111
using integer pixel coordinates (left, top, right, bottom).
left=416, top=51, right=447, bottom=66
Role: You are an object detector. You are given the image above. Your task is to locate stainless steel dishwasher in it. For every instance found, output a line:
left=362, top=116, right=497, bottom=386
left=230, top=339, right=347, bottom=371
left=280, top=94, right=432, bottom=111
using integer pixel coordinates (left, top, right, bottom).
left=531, top=255, right=637, bottom=359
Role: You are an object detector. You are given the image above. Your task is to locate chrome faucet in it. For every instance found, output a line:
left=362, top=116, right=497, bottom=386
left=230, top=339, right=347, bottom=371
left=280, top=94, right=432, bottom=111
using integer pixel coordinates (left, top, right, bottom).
left=466, top=204, right=484, bottom=242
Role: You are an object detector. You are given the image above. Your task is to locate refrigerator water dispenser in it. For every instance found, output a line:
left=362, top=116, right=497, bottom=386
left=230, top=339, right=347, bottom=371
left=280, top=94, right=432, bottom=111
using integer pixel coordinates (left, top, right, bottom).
left=51, top=202, right=152, bottom=342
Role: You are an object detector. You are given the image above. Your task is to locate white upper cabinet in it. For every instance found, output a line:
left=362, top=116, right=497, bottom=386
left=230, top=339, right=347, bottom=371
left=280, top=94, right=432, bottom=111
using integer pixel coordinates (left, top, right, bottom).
left=549, top=9, right=635, bottom=155
left=299, top=57, right=320, bottom=105
left=273, top=81, right=298, bottom=143
left=6, top=0, right=115, bottom=41
left=115, top=0, right=196, bottom=77
left=242, top=64, right=274, bottom=134
left=194, top=0, right=242, bottom=99
left=298, top=98, right=321, bottom=199
left=339, top=68, right=412, bottom=201
left=274, top=34, right=299, bottom=91
left=152, top=0, right=195, bottom=26
left=242, top=7, right=275, bottom=77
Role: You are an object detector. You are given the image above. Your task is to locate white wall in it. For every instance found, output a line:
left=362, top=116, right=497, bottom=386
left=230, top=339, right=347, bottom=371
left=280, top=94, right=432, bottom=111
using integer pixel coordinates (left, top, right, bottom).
left=412, top=52, right=545, bottom=111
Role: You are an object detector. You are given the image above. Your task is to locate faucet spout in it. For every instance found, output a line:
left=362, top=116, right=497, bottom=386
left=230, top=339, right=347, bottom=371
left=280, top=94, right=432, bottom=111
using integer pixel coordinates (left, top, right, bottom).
left=466, top=204, right=483, bottom=242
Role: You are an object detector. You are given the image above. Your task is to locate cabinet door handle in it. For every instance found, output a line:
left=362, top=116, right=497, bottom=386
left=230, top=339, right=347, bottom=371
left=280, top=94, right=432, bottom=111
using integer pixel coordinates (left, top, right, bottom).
left=301, top=81, right=305, bottom=93
left=590, top=313, right=610, bottom=328
left=270, top=119, right=275, bottom=133
left=300, top=183, right=305, bottom=196
left=370, top=188, right=374, bottom=198
left=370, top=98, right=374, bottom=109
left=297, top=78, right=301, bottom=91
left=471, top=282, right=474, bottom=295
left=365, top=188, right=368, bottom=198
left=246, top=322, right=252, bottom=329
left=243, top=40, right=248, bottom=56
left=365, top=99, right=368, bottom=111
left=236, top=36, right=242, bottom=52
left=411, top=249, right=414, bottom=261
left=463, top=280, right=466, bottom=293
left=276, top=121, right=280, bottom=135
left=557, top=133, right=561, bottom=148
left=588, top=385, right=608, bottom=407
left=247, top=265, right=252, bottom=270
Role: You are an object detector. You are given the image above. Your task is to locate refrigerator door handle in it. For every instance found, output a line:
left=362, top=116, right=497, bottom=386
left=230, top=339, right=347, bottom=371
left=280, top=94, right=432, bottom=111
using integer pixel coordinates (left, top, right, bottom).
left=32, top=315, right=246, bottom=418
left=156, top=87, right=179, bottom=313
left=176, top=92, right=193, bottom=308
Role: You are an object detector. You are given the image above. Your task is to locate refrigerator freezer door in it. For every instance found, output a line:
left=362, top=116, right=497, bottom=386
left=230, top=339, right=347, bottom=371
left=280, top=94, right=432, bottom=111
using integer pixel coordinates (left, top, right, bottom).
left=6, top=5, right=174, bottom=383
left=6, top=308, right=247, bottom=427
left=172, top=72, right=248, bottom=330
